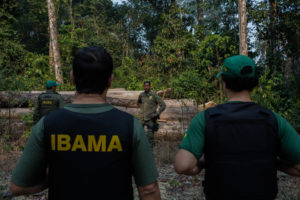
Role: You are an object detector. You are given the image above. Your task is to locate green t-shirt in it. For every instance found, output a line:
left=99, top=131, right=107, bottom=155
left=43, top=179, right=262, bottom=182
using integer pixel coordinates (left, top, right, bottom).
left=12, top=103, right=158, bottom=187
left=180, top=102, right=300, bottom=165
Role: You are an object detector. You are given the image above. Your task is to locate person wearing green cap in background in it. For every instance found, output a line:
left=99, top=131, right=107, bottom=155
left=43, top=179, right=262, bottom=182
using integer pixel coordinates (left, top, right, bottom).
left=174, top=55, right=300, bottom=200
left=33, top=80, right=64, bottom=123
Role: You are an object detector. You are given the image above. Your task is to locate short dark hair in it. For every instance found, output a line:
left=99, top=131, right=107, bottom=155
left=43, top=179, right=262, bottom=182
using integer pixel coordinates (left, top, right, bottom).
left=73, top=46, right=113, bottom=94
left=144, top=81, right=150, bottom=85
left=222, top=72, right=259, bottom=92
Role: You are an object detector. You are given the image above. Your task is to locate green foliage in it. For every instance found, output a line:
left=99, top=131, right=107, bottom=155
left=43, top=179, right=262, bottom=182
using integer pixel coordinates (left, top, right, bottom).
left=22, top=112, right=34, bottom=126
left=193, top=34, right=238, bottom=69
left=168, top=179, right=179, bottom=187
left=112, top=57, right=142, bottom=90
left=3, top=144, right=14, bottom=152
left=171, top=33, right=237, bottom=103
left=20, top=53, right=54, bottom=90
left=16, top=0, right=49, bottom=53
left=252, top=69, right=300, bottom=129
left=0, top=0, right=299, bottom=132
left=58, top=25, right=87, bottom=83
left=151, top=6, right=197, bottom=78
left=171, top=69, right=214, bottom=104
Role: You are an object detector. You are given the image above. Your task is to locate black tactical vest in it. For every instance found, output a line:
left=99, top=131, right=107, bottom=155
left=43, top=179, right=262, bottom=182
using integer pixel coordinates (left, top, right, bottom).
left=44, top=107, right=134, bottom=200
left=204, top=102, right=279, bottom=200
left=38, top=92, right=61, bottom=118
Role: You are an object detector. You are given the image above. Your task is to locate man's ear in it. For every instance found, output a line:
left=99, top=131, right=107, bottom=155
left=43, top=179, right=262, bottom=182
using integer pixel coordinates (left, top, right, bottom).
left=70, top=70, right=75, bottom=85
left=222, top=80, right=226, bottom=90
left=222, top=80, right=228, bottom=97
left=107, top=74, right=114, bottom=88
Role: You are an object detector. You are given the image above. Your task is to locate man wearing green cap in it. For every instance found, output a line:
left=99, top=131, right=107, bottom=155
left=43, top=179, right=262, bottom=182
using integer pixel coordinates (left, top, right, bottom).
left=174, top=55, right=300, bottom=200
left=33, top=80, right=64, bottom=123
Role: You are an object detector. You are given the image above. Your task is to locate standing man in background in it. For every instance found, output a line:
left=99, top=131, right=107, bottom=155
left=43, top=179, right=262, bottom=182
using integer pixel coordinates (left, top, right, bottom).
left=33, top=80, right=64, bottom=123
left=138, top=81, right=166, bottom=147
left=174, top=55, right=300, bottom=200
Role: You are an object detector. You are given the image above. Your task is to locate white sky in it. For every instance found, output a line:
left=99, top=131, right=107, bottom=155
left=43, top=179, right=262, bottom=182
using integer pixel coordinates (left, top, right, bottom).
left=111, top=0, right=126, bottom=4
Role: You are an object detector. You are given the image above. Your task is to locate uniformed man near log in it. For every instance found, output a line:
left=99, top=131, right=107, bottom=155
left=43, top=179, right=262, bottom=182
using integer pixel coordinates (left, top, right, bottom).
left=8, top=46, right=161, bottom=200
left=138, top=81, right=166, bottom=147
left=174, top=55, right=300, bottom=200
left=33, top=80, right=64, bottom=123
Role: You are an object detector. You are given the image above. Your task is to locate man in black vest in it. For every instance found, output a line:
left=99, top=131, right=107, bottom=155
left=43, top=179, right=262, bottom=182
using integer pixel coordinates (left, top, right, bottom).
left=33, top=80, right=64, bottom=123
left=9, top=46, right=161, bottom=200
left=174, top=55, right=300, bottom=200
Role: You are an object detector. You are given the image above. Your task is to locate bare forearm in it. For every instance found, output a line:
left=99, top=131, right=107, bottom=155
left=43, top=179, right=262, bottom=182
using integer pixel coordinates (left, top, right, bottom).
left=10, top=181, right=47, bottom=196
left=174, top=149, right=204, bottom=175
left=177, top=160, right=204, bottom=175
left=278, top=161, right=300, bottom=177
left=138, top=181, right=161, bottom=200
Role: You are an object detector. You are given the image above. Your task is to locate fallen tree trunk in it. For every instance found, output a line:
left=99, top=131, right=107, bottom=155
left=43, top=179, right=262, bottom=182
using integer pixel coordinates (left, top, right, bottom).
left=0, top=90, right=199, bottom=108
left=0, top=90, right=216, bottom=140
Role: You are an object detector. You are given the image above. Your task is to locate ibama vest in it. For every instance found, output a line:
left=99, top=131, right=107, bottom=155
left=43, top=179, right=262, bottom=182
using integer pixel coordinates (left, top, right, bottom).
left=44, top=108, right=134, bottom=200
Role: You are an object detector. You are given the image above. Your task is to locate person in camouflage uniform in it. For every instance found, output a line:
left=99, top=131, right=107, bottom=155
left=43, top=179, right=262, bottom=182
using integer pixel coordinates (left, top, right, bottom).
left=33, top=80, right=64, bottom=123
left=137, top=81, right=166, bottom=146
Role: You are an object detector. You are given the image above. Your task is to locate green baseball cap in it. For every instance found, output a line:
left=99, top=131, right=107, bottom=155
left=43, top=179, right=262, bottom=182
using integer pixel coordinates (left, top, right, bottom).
left=216, top=55, right=255, bottom=78
left=46, top=80, right=60, bottom=88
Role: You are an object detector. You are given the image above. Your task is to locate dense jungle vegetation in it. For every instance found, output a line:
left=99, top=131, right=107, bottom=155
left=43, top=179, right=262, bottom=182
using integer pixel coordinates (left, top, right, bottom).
left=0, top=0, right=299, bottom=130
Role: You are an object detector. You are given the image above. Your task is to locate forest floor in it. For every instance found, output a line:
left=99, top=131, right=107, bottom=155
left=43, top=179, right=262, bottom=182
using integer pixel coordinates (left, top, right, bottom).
left=0, top=136, right=300, bottom=200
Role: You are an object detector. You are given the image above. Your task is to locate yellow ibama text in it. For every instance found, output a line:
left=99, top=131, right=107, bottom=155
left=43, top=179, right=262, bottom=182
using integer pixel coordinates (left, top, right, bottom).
left=51, top=134, right=123, bottom=152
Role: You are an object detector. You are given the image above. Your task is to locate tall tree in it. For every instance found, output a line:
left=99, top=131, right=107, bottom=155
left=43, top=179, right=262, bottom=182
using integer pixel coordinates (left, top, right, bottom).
left=266, top=0, right=277, bottom=69
left=197, top=0, right=204, bottom=25
left=171, top=0, right=176, bottom=7
left=69, top=0, right=75, bottom=31
left=269, top=0, right=276, bottom=53
left=47, top=0, right=63, bottom=83
left=238, top=0, right=248, bottom=55
left=49, top=32, right=54, bottom=73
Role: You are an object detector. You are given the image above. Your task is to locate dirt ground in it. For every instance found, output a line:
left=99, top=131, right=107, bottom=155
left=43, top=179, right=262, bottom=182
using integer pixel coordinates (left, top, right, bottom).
left=0, top=138, right=300, bottom=200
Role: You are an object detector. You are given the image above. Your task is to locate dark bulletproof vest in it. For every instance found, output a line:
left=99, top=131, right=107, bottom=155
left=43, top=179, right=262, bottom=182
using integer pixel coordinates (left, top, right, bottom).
left=38, top=92, right=60, bottom=118
left=204, top=102, right=279, bottom=200
left=44, top=108, right=134, bottom=200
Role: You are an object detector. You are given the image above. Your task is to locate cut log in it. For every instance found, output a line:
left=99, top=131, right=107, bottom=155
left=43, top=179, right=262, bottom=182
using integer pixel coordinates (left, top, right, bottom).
left=0, top=90, right=217, bottom=141
left=157, top=88, right=172, bottom=99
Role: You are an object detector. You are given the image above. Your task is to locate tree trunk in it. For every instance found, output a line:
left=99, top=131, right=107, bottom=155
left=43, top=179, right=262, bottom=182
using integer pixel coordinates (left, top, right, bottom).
left=69, top=0, right=75, bottom=32
left=47, top=0, right=63, bottom=83
left=178, top=0, right=183, bottom=22
left=264, top=40, right=268, bottom=68
left=48, top=25, right=54, bottom=73
left=267, top=0, right=277, bottom=71
left=171, top=0, right=175, bottom=7
left=238, top=0, right=248, bottom=56
left=197, top=0, right=204, bottom=25
left=269, top=0, right=276, bottom=54
left=284, top=57, right=293, bottom=79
